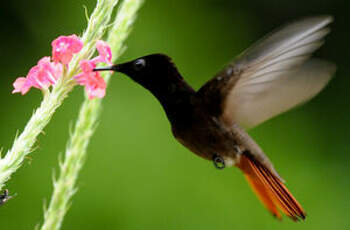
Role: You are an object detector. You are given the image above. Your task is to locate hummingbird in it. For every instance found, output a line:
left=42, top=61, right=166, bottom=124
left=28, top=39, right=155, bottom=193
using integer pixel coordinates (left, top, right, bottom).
left=95, top=16, right=335, bottom=221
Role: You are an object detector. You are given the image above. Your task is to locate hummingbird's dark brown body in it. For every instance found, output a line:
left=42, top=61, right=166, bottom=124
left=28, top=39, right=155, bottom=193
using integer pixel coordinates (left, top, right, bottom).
left=95, top=16, right=336, bottom=221
left=167, top=69, right=277, bottom=174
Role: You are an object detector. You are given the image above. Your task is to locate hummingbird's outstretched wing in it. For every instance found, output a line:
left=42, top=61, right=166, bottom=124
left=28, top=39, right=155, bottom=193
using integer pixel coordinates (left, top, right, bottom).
left=197, top=16, right=335, bottom=129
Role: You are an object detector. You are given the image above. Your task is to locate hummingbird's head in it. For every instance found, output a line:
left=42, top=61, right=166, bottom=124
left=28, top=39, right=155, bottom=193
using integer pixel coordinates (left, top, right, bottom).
left=94, top=54, right=183, bottom=91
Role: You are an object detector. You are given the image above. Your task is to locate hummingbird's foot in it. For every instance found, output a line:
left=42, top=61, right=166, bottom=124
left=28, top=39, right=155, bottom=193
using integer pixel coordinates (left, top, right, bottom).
left=212, top=154, right=225, bottom=169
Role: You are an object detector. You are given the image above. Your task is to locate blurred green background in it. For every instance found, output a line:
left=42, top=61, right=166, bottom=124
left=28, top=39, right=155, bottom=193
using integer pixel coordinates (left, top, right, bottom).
left=0, top=0, right=349, bottom=229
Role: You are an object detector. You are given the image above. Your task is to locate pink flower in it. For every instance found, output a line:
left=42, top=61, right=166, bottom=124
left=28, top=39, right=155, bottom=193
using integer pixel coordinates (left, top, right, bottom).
left=91, top=40, right=112, bottom=65
left=39, top=57, right=63, bottom=84
left=27, top=57, right=63, bottom=89
left=74, top=60, right=106, bottom=99
left=73, top=40, right=111, bottom=99
left=12, top=57, right=63, bottom=94
left=12, top=77, right=31, bottom=95
left=13, top=36, right=110, bottom=98
left=51, top=34, right=83, bottom=65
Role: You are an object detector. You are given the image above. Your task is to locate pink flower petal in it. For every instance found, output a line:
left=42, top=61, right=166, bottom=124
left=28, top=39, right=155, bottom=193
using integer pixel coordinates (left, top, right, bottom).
left=80, top=59, right=96, bottom=73
left=85, top=73, right=106, bottom=99
left=37, top=57, right=63, bottom=84
left=95, top=40, right=112, bottom=64
left=27, top=57, right=63, bottom=89
left=51, top=34, right=83, bottom=65
left=86, top=84, right=106, bottom=99
left=12, top=77, right=31, bottom=95
left=26, top=65, right=47, bottom=89
left=74, top=59, right=106, bottom=99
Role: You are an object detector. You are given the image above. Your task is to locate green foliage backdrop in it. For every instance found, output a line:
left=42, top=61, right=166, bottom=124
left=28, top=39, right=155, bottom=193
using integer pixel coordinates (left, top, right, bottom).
left=0, top=0, right=349, bottom=229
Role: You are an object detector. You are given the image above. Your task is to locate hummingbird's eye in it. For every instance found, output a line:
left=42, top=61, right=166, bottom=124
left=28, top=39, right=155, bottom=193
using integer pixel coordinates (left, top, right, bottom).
left=133, top=59, right=146, bottom=71
left=213, top=154, right=225, bottom=169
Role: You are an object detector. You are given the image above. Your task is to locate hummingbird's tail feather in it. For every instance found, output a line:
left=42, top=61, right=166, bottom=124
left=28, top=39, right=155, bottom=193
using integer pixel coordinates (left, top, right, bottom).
left=237, top=154, right=306, bottom=221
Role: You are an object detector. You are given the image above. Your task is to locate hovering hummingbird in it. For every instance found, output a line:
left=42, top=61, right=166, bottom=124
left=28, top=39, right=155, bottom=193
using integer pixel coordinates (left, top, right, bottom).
left=95, top=16, right=335, bottom=221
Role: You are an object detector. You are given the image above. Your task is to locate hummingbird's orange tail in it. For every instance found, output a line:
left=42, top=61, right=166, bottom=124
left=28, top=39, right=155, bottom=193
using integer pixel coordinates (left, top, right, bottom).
left=237, top=154, right=306, bottom=221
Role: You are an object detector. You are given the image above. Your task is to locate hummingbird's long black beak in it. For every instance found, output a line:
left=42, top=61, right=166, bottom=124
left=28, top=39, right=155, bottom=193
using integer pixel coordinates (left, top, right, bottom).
left=93, top=65, right=118, bottom=72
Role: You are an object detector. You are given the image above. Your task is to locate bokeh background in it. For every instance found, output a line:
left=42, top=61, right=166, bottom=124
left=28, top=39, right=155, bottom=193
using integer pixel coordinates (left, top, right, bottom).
left=0, top=0, right=349, bottom=229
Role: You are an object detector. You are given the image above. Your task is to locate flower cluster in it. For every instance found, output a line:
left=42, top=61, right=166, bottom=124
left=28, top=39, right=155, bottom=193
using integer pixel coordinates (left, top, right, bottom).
left=12, top=35, right=112, bottom=99
left=12, top=57, right=63, bottom=95
left=74, top=40, right=112, bottom=99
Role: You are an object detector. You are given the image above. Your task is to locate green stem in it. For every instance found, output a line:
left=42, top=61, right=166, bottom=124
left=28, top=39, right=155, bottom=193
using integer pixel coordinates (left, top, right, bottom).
left=0, top=81, right=72, bottom=191
left=0, top=0, right=118, bottom=193
left=40, top=1, right=144, bottom=230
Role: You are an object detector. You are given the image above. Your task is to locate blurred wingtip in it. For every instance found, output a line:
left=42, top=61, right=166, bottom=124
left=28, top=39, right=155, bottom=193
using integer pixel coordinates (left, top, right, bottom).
left=307, top=59, right=337, bottom=76
left=302, top=15, right=334, bottom=24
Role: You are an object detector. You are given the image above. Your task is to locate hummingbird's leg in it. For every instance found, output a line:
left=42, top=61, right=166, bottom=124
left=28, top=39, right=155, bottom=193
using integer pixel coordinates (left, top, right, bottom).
left=212, top=154, right=225, bottom=169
